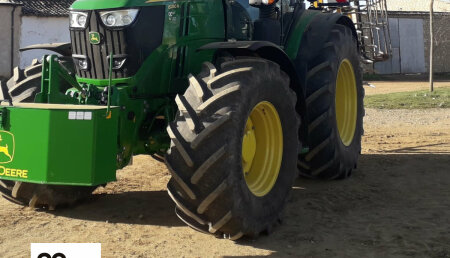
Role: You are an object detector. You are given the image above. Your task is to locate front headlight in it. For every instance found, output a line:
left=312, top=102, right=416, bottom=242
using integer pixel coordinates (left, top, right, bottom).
left=100, top=9, right=139, bottom=27
left=70, top=11, right=88, bottom=28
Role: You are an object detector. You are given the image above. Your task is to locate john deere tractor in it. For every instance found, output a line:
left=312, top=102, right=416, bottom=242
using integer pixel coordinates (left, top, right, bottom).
left=0, top=0, right=390, bottom=239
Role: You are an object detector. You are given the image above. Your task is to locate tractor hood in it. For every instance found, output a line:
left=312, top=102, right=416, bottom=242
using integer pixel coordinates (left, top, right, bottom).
left=71, top=0, right=165, bottom=10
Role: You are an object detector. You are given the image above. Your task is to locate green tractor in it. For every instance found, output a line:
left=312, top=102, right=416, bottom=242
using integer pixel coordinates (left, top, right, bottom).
left=0, top=0, right=390, bottom=239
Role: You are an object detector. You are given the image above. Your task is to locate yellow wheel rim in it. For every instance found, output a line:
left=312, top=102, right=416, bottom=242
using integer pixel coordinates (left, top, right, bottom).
left=335, top=59, right=357, bottom=146
left=242, top=101, right=283, bottom=197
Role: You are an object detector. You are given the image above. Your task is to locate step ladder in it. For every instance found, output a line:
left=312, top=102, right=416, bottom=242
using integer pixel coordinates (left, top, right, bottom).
left=310, top=0, right=392, bottom=63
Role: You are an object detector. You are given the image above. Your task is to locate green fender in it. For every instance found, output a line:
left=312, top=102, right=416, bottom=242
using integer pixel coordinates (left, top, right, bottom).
left=198, top=40, right=308, bottom=150
left=20, top=43, right=72, bottom=57
left=198, top=41, right=300, bottom=90
left=284, top=10, right=357, bottom=61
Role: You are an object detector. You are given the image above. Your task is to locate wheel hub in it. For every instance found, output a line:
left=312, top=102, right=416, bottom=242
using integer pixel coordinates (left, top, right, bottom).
left=242, top=118, right=257, bottom=174
left=241, top=101, right=283, bottom=197
left=335, top=59, right=357, bottom=146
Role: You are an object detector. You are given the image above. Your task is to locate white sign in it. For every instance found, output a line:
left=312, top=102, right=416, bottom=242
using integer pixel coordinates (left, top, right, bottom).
left=31, top=243, right=101, bottom=258
left=68, top=111, right=93, bottom=120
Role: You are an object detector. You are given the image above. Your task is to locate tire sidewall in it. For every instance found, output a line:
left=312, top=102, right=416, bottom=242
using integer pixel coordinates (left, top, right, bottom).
left=331, top=34, right=364, bottom=170
left=230, top=68, right=299, bottom=233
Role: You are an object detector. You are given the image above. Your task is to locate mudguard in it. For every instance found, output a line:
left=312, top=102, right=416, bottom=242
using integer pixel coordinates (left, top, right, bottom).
left=198, top=41, right=301, bottom=97
left=20, top=42, right=72, bottom=57
left=198, top=40, right=307, bottom=148
left=285, top=10, right=357, bottom=62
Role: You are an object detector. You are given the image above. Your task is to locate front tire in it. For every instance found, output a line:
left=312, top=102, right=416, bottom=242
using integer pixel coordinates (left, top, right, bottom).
left=0, top=60, right=96, bottom=210
left=2, top=59, right=42, bottom=102
left=0, top=181, right=96, bottom=210
left=166, top=58, right=299, bottom=239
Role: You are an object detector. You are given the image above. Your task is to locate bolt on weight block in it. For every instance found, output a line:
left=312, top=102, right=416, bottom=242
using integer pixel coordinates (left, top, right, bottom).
left=0, top=103, right=119, bottom=186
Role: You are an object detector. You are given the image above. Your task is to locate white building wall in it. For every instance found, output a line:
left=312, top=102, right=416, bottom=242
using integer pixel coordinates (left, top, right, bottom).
left=20, top=16, right=70, bottom=68
left=0, top=4, right=21, bottom=79
left=386, top=0, right=450, bottom=12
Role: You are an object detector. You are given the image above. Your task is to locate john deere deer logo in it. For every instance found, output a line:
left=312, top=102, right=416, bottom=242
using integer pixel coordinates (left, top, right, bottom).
left=89, top=32, right=101, bottom=45
left=0, top=131, right=14, bottom=164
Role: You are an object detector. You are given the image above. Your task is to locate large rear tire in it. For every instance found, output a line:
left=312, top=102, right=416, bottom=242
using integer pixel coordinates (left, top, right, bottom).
left=166, top=58, right=299, bottom=239
left=0, top=60, right=96, bottom=210
left=298, top=24, right=364, bottom=179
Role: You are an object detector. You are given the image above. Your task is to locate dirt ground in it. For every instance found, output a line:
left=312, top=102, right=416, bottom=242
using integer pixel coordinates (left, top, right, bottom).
left=1, top=83, right=450, bottom=257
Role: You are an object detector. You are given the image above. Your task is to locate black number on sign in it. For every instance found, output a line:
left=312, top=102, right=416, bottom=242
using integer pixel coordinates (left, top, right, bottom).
left=38, top=253, right=66, bottom=258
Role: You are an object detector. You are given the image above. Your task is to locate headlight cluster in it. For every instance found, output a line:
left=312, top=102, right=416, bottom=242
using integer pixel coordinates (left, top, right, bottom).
left=69, top=11, right=88, bottom=28
left=100, top=9, right=139, bottom=27
left=69, top=9, right=139, bottom=29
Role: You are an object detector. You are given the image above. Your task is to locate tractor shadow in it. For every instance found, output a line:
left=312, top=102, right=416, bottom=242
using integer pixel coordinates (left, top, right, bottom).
left=52, top=190, right=184, bottom=227
left=48, top=153, right=450, bottom=257
left=231, top=153, right=450, bottom=257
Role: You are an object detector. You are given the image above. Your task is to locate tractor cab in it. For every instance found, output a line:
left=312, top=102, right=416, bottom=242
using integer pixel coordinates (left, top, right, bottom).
left=228, top=0, right=297, bottom=44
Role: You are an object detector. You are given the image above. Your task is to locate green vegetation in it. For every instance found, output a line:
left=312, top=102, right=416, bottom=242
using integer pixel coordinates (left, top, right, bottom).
left=365, top=87, right=450, bottom=109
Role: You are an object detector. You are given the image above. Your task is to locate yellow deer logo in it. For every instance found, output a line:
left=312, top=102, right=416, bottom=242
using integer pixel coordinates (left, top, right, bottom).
left=89, top=32, right=101, bottom=45
left=0, top=132, right=14, bottom=163
left=0, top=145, right=11, bottom=160
left=91, top=34, right=99, bottom=42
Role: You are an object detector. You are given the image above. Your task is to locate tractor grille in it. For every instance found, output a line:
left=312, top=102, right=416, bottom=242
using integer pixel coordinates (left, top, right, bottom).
left=71, top=15, right=126, bottom=79
left=70, top=6, right=165, bottom=80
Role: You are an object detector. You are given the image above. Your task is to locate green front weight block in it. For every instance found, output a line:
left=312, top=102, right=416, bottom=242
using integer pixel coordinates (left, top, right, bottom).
left=0, top=103, right=119, bottom=186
